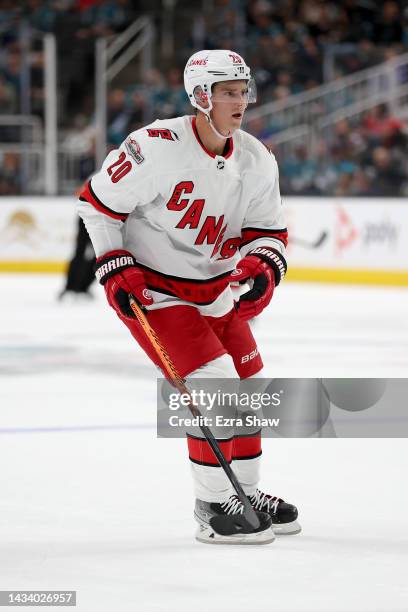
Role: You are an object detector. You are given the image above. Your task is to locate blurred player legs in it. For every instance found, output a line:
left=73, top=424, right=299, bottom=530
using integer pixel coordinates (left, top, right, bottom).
left=58, top=218, right=95, bottom=301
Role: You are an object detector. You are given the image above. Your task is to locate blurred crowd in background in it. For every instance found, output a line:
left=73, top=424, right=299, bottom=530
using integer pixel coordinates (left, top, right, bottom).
left=1, top=0, right=408, bottom=196
left=275, top=104, right=408, bottom=197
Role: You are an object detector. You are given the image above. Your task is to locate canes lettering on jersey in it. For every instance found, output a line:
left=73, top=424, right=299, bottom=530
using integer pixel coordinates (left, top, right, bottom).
left=166, top=181, right=231, bottom=258
left=166, top=181, right=195, bottom=211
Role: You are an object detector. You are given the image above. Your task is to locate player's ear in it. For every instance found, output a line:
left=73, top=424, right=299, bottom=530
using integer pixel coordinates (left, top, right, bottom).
left=193, top=85, right=210, bottom=110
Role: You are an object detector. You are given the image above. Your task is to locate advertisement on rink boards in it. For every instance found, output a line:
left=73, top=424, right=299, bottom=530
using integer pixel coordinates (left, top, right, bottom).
left=157, top=378, right=408, bottom=438
left=0, top=196, right=407, bottom=283
left=0, top=198, right=77, bottom=272
left=285, top=197, right=408, bottom=284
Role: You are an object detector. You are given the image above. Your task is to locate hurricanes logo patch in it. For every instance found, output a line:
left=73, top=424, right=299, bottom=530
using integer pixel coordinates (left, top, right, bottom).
left=125, top=137, right=144, bottom=164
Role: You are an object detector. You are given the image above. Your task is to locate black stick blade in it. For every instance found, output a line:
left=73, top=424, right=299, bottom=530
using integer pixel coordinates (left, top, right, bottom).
left=210, top=511, right=272, bottom=536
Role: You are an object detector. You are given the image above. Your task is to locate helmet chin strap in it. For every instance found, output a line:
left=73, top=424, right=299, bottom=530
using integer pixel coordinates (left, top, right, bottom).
left=203, top=109, right=232, bottom=139
left=202, top=101, right=248, bottom=140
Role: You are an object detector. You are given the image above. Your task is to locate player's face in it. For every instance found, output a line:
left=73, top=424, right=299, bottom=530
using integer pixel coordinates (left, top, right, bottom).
left=210, top=81, right=249, bottom=133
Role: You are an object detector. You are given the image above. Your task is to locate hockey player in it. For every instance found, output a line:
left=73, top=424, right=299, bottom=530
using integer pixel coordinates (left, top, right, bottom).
left=78, top=49, right=301, bottom=544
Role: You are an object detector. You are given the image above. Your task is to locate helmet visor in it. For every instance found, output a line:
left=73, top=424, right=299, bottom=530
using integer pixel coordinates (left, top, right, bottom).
left=210, top=78, right=257, bottom=106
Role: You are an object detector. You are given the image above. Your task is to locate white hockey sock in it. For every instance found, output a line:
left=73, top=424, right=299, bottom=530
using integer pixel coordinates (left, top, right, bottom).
left=231, top=455, right=261, bottom=497
left=189, top=462, right=235, bottom=503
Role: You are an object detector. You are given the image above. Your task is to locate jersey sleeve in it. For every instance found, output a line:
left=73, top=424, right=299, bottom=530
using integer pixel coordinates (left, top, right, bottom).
left=240, top=152, right=288, bottom=258
left=77, top=128, right=159, bottom=257
left=77, top=197, right=124, bottom=257
left=79, top=128, right=159, bottom=221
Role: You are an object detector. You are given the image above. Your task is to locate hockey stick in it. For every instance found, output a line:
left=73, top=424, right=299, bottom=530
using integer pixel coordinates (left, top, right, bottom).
left=128, top=294, right=261, bottom=532
left=290, top=231, right=328, bottom=249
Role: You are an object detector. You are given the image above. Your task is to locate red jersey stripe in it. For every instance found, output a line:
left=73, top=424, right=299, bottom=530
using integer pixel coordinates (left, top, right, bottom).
left=241, top=227, right=288, bottom=248
left=79, top=180, right=129, bottom=221
left=232, top=432, right=262, bottom=460
left=187, top=434, right=233, bottom=466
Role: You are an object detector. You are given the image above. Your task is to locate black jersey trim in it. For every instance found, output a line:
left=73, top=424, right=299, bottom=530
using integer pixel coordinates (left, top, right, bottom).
left=186, top=433, right=234, bottom=442
left=231, top=429, right=262, bottom=439
left=188, top=457, right=232, bottom=467
left=231, top=450, right=263, bottom=461
left=79, top=180, right=129, bottom=221
left=242, top=226, right=288, bottom=234
left=88, top=181, right=129, bottom=220
left=137, top=262, right=233, bottom=284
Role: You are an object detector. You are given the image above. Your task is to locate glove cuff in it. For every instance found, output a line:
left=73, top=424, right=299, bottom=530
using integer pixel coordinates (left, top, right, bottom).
left=247, top=247, right=287, bottom=285
left=95, top=249, right=136, bottom=285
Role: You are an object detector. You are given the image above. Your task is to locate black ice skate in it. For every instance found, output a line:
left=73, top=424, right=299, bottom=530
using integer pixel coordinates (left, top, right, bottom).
left=194, top=495, right=275, bottom=545
left=249, top=489, right=301, bottom=535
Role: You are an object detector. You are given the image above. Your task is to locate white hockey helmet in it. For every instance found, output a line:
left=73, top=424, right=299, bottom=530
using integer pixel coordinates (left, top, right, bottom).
left=184, top=49, right=256, bottom=114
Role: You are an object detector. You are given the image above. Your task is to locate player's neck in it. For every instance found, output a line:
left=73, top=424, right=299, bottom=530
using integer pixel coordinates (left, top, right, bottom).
left=195, top=112, right=229, bottom=156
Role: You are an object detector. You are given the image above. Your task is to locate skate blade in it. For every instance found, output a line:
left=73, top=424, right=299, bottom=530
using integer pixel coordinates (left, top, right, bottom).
left=272, top=520, right=302, bottom=535
left=195, top=524, right=275, bottom=545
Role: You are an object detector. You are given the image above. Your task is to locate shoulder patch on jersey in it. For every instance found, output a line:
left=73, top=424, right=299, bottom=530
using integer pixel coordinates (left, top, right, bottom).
left=146, top=128, right=179, bottom=141
left=125, top=136, right=145, bottom=164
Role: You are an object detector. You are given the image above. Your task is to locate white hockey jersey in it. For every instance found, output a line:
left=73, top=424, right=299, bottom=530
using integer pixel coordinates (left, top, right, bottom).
left=78, top=115, right=287, bottom=316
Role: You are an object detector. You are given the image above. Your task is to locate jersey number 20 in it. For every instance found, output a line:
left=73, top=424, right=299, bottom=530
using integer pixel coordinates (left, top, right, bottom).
left=107, top=152, right=132, bottom=183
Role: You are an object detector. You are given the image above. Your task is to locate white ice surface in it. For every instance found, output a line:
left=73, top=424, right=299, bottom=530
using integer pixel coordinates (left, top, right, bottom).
left=0, top=275, right=408, bottom=612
